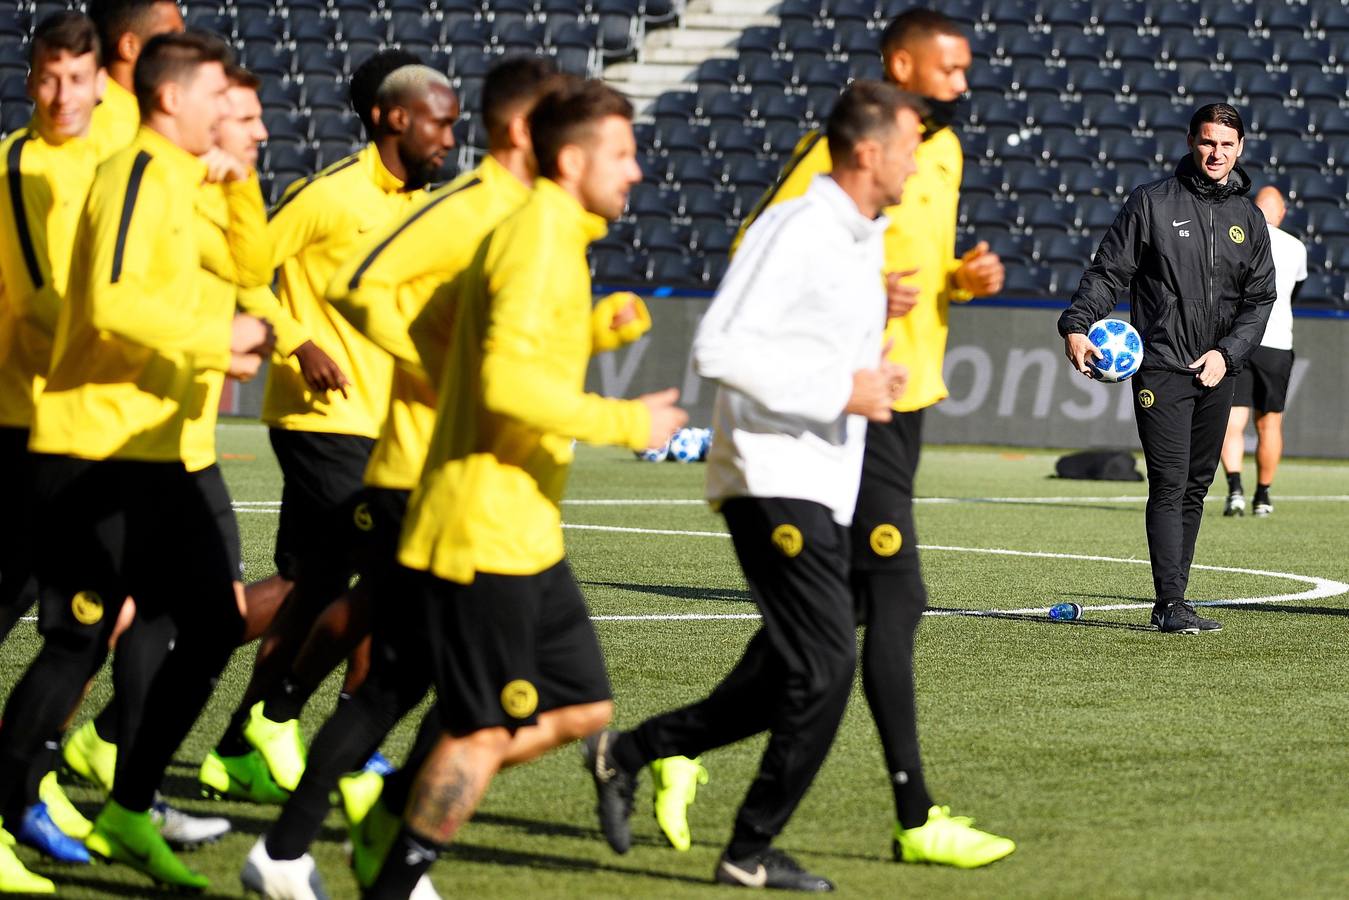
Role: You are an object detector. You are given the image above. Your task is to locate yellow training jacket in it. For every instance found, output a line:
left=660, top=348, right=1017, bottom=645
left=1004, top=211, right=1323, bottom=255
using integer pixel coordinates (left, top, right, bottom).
left=31, top=127, right=269, bottom=462
left=327, top=154, right=531, bottom=491
left=734, top=127, right=970, bottom=412
left=260, top=144, right=425, bottom=439
left=89, top=78, right=140, bottom=162
left=181, top=175, right=270, bottom=472
left=0, top=124, right=99, bottom=429
left=398, top=178, right=652, bottom=583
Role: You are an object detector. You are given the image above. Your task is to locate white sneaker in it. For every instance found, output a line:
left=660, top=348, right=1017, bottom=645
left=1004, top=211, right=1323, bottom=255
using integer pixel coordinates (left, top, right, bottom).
left=152, top=796, right=230, bottom=848
left=410, top=874, right=442, bottom=899
left=241, top=837, right=330, bottom=900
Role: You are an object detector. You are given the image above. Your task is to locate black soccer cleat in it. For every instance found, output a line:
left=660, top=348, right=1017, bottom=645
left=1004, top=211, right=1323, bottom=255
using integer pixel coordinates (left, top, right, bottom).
left=1153, top=601, right=1222, bottom=634
left=715, top=848, right=835, bottom=892
left=582, top=729, right=636, bottom=854
left=1223, top=491, right=1246, bottom=517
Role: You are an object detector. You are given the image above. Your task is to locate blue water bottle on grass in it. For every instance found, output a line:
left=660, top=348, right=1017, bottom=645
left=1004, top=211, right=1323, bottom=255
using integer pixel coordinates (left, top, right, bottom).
left=1048, top=602, right=1082, bottom=621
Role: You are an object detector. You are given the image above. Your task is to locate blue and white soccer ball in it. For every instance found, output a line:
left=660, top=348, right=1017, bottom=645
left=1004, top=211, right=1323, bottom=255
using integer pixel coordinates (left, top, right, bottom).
left=668, top=427, right=704, bottom=463
left=698, top=427, right=714, bottom=461
left=635, top=440, right=669, bottom=462
left=1087, top=318, right=1143, bottom=383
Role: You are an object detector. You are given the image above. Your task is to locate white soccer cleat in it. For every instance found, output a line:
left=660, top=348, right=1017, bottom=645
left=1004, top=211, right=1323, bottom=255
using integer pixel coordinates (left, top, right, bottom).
left=152, top=796, right=230, bottom=848
left=410, top=874, right=443, bottom=899
left=240, top=837, right=330, bottom=900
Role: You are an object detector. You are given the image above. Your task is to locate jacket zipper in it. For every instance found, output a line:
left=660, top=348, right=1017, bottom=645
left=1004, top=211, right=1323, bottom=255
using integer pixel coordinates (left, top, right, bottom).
left=1207, top=204, right=1216, bottom=346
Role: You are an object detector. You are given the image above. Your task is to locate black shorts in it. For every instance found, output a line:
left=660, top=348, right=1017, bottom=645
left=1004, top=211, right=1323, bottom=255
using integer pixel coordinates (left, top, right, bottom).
left=193, top=464, right=242, bottom=581
left=850, top=409, right=923, bottom=573
left=269, top=428, right=376, bottom=582
left=0, top=427, right=38, bottom=631
left=351, top=487, right=410, bottom=588
left=30, top=455, right=242, bottom=645
left=1232, top=347, right=1294, bottom=414
left=399, top=560, right=612, bottom=736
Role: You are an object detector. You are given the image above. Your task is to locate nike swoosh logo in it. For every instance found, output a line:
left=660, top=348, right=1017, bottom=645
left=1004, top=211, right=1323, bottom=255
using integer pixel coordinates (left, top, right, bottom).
left=228, top=772, right=255, bottom=792
left=1172, top=219, right=1191, bottom=227
left=723, top=862, right=768, bottom=888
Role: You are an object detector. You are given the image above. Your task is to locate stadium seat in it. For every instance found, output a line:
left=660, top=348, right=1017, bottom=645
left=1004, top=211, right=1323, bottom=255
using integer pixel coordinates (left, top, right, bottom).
left=705, top=92, right=756, bottom=125
left=1295, top=273, right=1344, bottom=306
left=969, top=198, right=1023, bottom=230
left=591, top=248, right=646, bottom=285
left=668, top=154, right=719, bottom=189
left=626, top=183, right=673, bottom=218
left=652, top=91, right=699, bottom=124
left=1023, top=199, right=1077, bottom=233
left=742, top=57, right=795, bottom=89
left=681, top=185, right=734, bottom=224
left=1069, top=65, right=1125, bottom=99
left=639, top=219, right=692, bottom=254
left=1105, top=31, right=1162, bottom=64
left=759, top=92, right=809, bottom=125
left=1036, top=232, right=1094, bottom=265
left=1006, top=164, right=1060, bottom=200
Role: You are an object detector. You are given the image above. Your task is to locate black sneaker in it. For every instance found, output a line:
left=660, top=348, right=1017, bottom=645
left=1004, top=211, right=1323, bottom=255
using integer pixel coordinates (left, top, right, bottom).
left=1154, top=601, right=1222, bottom=634
left=715, top=848, right=834, bottom=892
left=1253, top=496, right=1273, bottom=517
left=1223, top=491, right=1246, bottom=516
left=581, top=729, right=636, bottom=854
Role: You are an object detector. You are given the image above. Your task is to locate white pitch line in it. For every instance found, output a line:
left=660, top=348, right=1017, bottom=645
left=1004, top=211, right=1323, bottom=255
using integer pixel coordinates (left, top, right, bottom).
left=562, top=524, right=1349, bottom=620
left=228, top=494, right=1349, bottom=510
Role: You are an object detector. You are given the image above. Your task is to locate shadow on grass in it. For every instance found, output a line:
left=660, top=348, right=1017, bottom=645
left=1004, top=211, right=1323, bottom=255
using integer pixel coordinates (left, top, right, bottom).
left=159, top=761, right=346, bottom=844
left=445, top=840, right=712, bottom=886
left=1212, top=603, right=1349, bottom=618
left=929, top=607, right=1157, bottom=632
left=44, top=869, right=239, bottom=899
left=582, top=581, right=752, bottom=604
left=470, top=812, right=692, bottom=852
left=941, top=496, right=1144, bottom=515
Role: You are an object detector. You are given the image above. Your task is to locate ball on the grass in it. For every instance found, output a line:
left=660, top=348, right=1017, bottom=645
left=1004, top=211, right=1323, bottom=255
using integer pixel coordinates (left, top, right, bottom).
left=1087, top=318, right=1143, bottom=383
left=697, top=427, right=713, bottom=461
left=668, top=427, right=703, bottom=463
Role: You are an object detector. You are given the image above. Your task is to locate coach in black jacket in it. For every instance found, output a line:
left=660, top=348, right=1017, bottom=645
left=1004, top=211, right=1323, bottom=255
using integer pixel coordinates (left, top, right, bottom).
left=1058, top=103, right=1275, bottom=634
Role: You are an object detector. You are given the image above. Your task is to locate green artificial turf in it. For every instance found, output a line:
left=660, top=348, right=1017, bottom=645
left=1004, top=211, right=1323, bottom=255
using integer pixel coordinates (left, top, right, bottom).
left=4, top=422, right=1348, bottom=898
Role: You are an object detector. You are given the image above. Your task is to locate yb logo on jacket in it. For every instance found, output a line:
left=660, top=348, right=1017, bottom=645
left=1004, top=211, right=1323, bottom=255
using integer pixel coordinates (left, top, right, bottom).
left=1228, top=225, right=1245, bottom=244
left=1138, top=389, right=1156, bottom=409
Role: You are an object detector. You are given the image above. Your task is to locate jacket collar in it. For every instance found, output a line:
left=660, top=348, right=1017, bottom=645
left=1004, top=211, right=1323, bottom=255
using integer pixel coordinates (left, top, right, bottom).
left=476, top=153, right=531, bottom=203
left=1174, top=154, right=1252, bottom=203
left=359, top=142, right=409, bottom=194
left=134, top=125, right=208, bottom=184
left=534, top=178, right=609, bottom=244
left=810, top=174, right=891, bottom=242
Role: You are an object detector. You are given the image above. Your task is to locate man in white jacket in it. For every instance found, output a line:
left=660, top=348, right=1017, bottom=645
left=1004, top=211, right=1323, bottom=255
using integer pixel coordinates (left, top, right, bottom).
left=584, top=81, right=918, bottom=893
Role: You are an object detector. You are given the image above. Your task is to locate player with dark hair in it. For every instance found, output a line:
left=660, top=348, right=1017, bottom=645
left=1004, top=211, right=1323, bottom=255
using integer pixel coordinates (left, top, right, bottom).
left=0, top=12, right=106, bottom=883
left=200, top=59, right=458, bottom=803
left=662, top=6, right=1016, bottom=868
left=586, top=80, right=919, bottom=894
left=60, top=59, right=277, bottom=852
left=362, top=79, right=686, bottom=898
left=0, top=30, right=274, bottom=892
left=240, top=58, right=643, bottom=900
left=86, top=0, right=183, bottom=158
left=1059, top=102, right=1276, bottom=633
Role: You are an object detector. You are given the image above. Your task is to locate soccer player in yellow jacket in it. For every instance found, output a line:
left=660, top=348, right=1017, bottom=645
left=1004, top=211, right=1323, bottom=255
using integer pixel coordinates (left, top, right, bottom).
left=204, top=57, right=459, bottom=800
left=358, top=80, right=684, bottom=897
left=676, top=8, right=1016, bottom=869
left=0, top=32, right=273, bottom=893
left=60, top=64, right=278, bottom=850
left=0, top=12, right=106, bottom=891
left=87, top=0, right=184, bottom=160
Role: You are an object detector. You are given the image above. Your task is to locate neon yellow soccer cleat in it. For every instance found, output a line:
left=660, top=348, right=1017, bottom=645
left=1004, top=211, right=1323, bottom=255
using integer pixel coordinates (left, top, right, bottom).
left=38, top=772, right=92, bottom=840
left=892, top=805, right=1016, bottom=868
left=62, top=721, right=117, bottom=794
left=198, top=750, right=290, bottom=804
left=349, top=796, right=400, bottom=889
left=85, top=801, right=210, bottom=892
left=0, top=832, right=55, bottom=894
left=243, top=702, right=307, bottom=792
left=649, top=756, right=708, bottom=852
left=338, top=770, right=385, bottom=827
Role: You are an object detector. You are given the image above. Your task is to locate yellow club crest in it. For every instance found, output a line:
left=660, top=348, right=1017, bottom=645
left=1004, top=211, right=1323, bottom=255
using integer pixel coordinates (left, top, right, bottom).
left=1138, top=389, right=1156, bottom=408
left=352, top=502, right=374, bottom=532
left=71, top=590, right=104, bottom=625
left=500, top=680, right=539, bottom=719
left=1228, top=225, right=1245, bottom=244
left=870, top=524, right=903, bottom=557
left=771, top=524, right=803, bottom=558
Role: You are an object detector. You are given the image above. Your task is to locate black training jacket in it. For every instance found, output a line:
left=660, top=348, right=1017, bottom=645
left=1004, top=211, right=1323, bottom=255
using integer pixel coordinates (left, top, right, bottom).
left=1058, top=156, right=1276, bottom=373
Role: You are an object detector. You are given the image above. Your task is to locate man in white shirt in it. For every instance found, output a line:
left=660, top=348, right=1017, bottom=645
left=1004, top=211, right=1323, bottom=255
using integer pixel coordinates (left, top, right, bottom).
left=1221, top=186, right=1307, bottom=517
left=582, top=81, right=916, bottom=893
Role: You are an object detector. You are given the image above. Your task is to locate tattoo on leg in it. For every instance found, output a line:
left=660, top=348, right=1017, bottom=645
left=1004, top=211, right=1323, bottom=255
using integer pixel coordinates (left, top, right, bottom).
left=405, top=742, right=493, bottom=845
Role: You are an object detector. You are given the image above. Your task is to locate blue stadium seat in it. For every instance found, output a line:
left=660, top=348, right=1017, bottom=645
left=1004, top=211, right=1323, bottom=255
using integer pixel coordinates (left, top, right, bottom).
left=1007, top=165, right=1061, bottom=200
left=703, top=253, right=730, bottom=286
left=1001, top=263, right=1050, bottom=296
left=705, top=91, right=756, bottom=125
left=1263, top=3, right=1310, bottom=38
left=1077, top=195, right=1121, bottom=231
left=1208, top=4, right=1254, bottom=37
left=639, top=219, right=692, bottom=254
left=1042, top=132, right=1098, bottom=166
left=1295, top=273, right=1344, bottom=306
left=595, top=1, right=639, bottom=56
left=1087, top=99, right=1141, bottom=135
left=998, top=28, right=1053, bottom=62
left=1061, top=162, right=1113, bottom=198
left=669, top=153, right=719, bottom=189
left=1125, top=66, right=1180, bottom=100
left=1069, top=64, right=1125, bottom=98
left=264, top=141, right=319, bottom=173
left=1035, top=232, right=1093, bottom=265
left=497, top=21, right=547, bottom=54
left=658, top=119, right=710, bottom=155
left=1023, top=198, right=1077, bottom=233
left=722, top=156, right=778, bottom=193
left=742, top=57, right=795, bottom=89
left=695, top=223, right=734, bottom=256
left=626, top=183, right=673, bottom=218
left=1042, top=0, right=1092, bottom=29
left=1218, top=34, right=1273, bottom=67
left=446, top=18, right=492, bottom=49
left=591, top=248, right=646, bottom=285
left=765, top=122, right=809, bottom=155
left=302, top=78, right=347, bottom=112
left=648, top=250, right=702, bottom=288
left=1318, top=3, right=1349, bottom=33
left=695, top=57, right=739, bottom=87
left=1105, top=31, right=1161, bottom=64
left=652, top=91, right=699, bottom=123
left=1311, top=105, right=1349, bottom=139
left=682, top=185, right=734, bottom=225
left=709, top=122, right=763, bottom=158
left=1111, top=162, right=1161, bottom=195
left=554, top=45, right=596, bottom=76
left=780, top=23, right=836, bottom=56
left=1234, top=67, right=1293, bottom=101
left=390, top=11, right=442, bottom=44
left=294, top=45, right=343, bottom=78
left=759, top=92, right=809, bottom=125
left=969, top=198, right=1023, bottom=230
left=312, top=109, right=361, bottom=142
left=988, top=0, right=1040, bottom=28
left=1017, top=66, right=1070, bottom=99
left=262, top=110, right=308, bottom=143
left=287, top=9, right=335, bottom=43
left=1137, top=96, right=1191, bottom=132
left=259, top=79, right=302, bottom=112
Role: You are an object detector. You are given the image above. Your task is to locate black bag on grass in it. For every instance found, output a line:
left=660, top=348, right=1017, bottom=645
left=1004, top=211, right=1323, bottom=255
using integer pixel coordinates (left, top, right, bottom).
left=1054, top=449, right=1143, bottom=481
